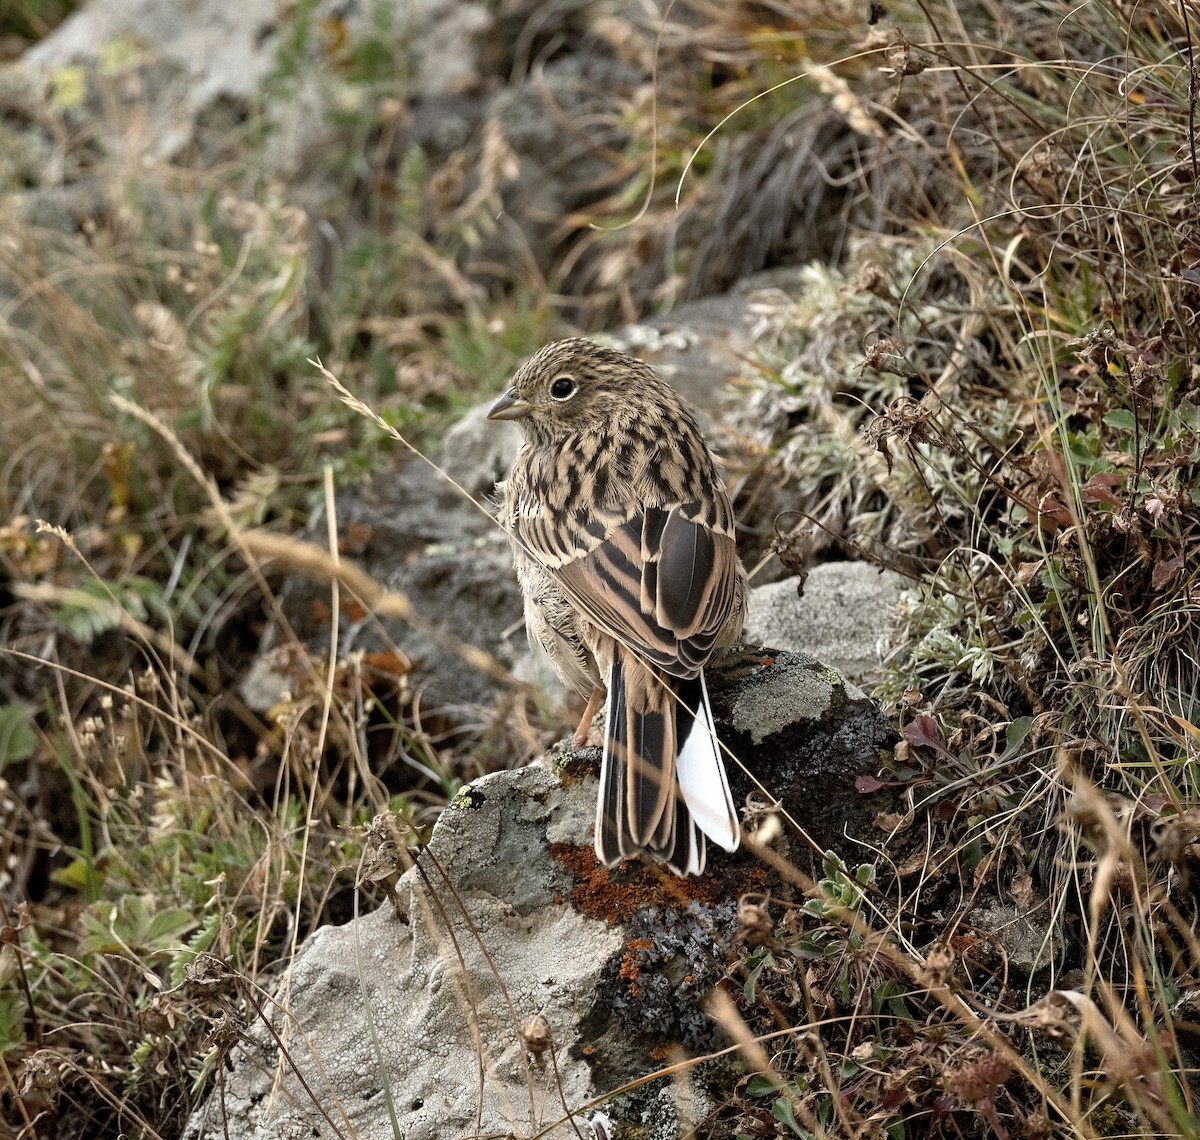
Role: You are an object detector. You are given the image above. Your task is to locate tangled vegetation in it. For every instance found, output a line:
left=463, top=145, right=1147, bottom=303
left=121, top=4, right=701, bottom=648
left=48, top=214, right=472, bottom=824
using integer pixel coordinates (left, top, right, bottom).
left=0, top=0, right=1198, bottom=1136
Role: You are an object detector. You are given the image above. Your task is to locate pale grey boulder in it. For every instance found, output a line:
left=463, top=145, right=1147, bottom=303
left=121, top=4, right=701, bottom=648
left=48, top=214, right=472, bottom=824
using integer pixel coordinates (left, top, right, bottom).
left=188, top=648, right=897, bottom=1140
left=745, top=563, right=907, bottom=685
left=184, top=764, right=623, bottom=1140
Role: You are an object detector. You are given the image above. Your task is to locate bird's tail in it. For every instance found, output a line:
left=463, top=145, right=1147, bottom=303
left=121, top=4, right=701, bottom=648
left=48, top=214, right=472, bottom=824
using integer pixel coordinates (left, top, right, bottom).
left=595, top=648, right=740, bottom=876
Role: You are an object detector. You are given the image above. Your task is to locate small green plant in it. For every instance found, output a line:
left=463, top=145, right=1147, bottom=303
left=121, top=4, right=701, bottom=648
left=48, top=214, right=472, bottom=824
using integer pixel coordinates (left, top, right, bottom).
left=0, top=704, right=36, bottom=769
left=802, top=851, right=875, bottom=920
left=79, top=895, right=198, bottom=958
left=745, top=1073, right=815, bottom=1138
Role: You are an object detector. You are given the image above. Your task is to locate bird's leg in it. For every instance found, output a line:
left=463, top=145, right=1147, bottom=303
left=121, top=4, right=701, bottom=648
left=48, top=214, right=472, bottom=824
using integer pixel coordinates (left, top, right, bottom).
left=572, top=686, right=605, bottom=749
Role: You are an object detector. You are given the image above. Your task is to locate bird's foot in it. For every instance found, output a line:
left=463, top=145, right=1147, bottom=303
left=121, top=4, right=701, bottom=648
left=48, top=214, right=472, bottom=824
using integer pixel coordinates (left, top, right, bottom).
left=571, top=685, right=605, bottom=750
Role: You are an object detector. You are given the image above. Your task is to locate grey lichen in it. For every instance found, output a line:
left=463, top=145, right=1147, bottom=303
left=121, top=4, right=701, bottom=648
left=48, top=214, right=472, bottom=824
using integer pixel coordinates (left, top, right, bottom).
left=731, top=672, right=834, bottom=744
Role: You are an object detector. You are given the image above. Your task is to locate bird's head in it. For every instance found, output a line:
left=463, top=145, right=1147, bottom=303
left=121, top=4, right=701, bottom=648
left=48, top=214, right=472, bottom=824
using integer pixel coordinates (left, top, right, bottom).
left=487, top=338, right=660, bottom=444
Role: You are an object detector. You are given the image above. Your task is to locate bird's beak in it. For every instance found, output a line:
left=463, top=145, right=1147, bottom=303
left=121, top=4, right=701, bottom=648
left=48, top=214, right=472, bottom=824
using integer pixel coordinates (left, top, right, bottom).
left=486, top=387, right=533, bottom=421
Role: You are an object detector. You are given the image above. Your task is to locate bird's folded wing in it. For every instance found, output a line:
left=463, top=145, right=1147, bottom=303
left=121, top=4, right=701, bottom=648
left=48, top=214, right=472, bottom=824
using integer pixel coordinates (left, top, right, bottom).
left=520, top=500, right=739, bottom=679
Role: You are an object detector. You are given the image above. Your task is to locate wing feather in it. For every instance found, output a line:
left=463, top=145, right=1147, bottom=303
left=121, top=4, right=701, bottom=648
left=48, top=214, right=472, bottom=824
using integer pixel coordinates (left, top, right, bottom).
left=540, top=500, right=740, bottom=680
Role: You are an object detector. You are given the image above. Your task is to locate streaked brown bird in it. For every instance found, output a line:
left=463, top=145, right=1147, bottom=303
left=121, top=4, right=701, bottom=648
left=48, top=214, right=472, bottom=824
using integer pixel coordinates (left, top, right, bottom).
left=488, top=338, right=746, bottom=875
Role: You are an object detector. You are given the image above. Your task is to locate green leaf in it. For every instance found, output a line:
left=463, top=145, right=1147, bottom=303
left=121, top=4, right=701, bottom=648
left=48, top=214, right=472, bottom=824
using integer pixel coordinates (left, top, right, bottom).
left=51, top=855, right=108, bottom=893
left=1103, top=409, right=1137, bottom=433
left=1066, top=432, right=1096, bottom=466
left=836, top=957, right=853, bottom=1004
left=746, top=1074, right=777, bottom=1098
left=821, top=851, right=847, bottom=878
left=0, top=705, right=37, bottom=769
left=54, top=581, right=125, bottom=643
left=1044, top=559, right=1071, bottom=592
left=144, top=907, right=200, bottom=949
left=170, top=913, right=223, bottom=986
left=772, top=1096, right=811, bottom=1137
left=80, top=908, right=125, bottom=955
left=0, top=990, right=24, bottom=1053
left=80, top=896, right=198, bottom=956
left=1004, top=716, right=1033, bottom=756
left=53, top=577, right=164, bottom=645
left=743, top=947, right=775, bottom=1002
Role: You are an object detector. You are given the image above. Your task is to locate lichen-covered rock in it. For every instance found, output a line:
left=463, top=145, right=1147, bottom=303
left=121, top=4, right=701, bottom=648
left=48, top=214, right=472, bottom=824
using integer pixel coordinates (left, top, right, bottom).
left=189, top=645, right=897, bottom=1140
left=184, top=765, right=622, bottom=1140
left=709, top=647, right=896, bottom=855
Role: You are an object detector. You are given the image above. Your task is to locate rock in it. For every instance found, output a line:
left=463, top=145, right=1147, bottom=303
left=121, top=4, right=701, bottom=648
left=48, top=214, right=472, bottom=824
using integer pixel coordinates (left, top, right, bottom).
left=438, top=400, right=521, bottom=499
left=710, top=648, right=895, bottom=854
left=965, top=902, right=1051, bottom=976
left=251, top=454, right=525, bottom=715
left=623, top=267, right=816, bottom=416
left=189, top=646, right=896, bottom=1140
left=744, top=564, right=907, bottom=685
left=18, top=0, right=491, bottom=106
left=20, top=0, right=278, bottom=106
left=15, top=0, right=493, bottom=165
left=183, top=765, right=623, bottom=1140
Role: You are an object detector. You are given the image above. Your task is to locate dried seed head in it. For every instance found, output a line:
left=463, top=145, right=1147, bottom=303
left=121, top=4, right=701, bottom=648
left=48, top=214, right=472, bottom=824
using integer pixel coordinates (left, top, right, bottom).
left=185, top=952, right=239, bottom=1001
left=201, top=1008, right=243, bottom=1069
left=21, top=1050, right=69, bottom=1097
left=882, top=31, right=930, bottom=76
left=1018, top=989, right=1082, bottom=1043
left=942, top=1050, right=1012, bottom=1105
left=856, top=261, right=891, bottom=297
left=737, top=895, right=775, bottom=946
left=520, top=1015, right=553, bottom=1059
left=918, top=942, right=956, bottom=989
left=138, top=992, right=179, bottom=1036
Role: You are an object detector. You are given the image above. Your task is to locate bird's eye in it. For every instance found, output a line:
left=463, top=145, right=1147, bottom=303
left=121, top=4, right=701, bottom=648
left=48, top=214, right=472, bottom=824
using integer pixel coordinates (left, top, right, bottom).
left=549, top=376, right=577, bottom=400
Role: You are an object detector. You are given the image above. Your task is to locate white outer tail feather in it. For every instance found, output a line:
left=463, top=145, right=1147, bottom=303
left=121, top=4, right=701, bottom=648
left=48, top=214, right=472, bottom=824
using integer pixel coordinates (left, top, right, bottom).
left=676, top=670, right=740, bottom=853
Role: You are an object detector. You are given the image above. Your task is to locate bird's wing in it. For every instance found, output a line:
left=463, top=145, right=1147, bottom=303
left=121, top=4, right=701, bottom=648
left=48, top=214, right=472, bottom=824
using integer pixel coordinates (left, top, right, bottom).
left=518, top=498, right=740, bottom=679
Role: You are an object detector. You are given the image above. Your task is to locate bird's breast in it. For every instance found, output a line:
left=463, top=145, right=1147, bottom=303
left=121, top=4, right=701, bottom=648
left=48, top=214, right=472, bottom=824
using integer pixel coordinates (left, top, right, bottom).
left=519, top=438, right=629, bottom=517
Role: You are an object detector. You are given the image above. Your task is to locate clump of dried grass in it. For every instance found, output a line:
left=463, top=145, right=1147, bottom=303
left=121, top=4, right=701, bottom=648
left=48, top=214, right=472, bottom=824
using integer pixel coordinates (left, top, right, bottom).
left=714, top=0, right=1200, bottom=1131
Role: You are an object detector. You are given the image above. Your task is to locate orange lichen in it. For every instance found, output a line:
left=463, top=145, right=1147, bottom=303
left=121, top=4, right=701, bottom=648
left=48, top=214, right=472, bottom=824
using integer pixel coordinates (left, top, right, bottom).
left=949, top=933, right=982, bottom=958
left=619, top=940, right=656, bottom=997
left=548, top=843, right=767, bottom=923
left=363, top=650, right=412, bottom=681
left=342, top=519, right=376, bottom=555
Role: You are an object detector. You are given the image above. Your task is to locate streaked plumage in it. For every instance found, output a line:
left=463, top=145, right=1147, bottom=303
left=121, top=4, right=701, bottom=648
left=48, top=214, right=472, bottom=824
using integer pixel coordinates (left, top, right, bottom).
left=488, top=338, right=746, bottom=875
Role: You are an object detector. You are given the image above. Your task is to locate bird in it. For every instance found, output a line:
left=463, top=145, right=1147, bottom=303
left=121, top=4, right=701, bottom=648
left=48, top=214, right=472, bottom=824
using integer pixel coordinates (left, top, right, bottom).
left=487, top=338, right=746, bottom=875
